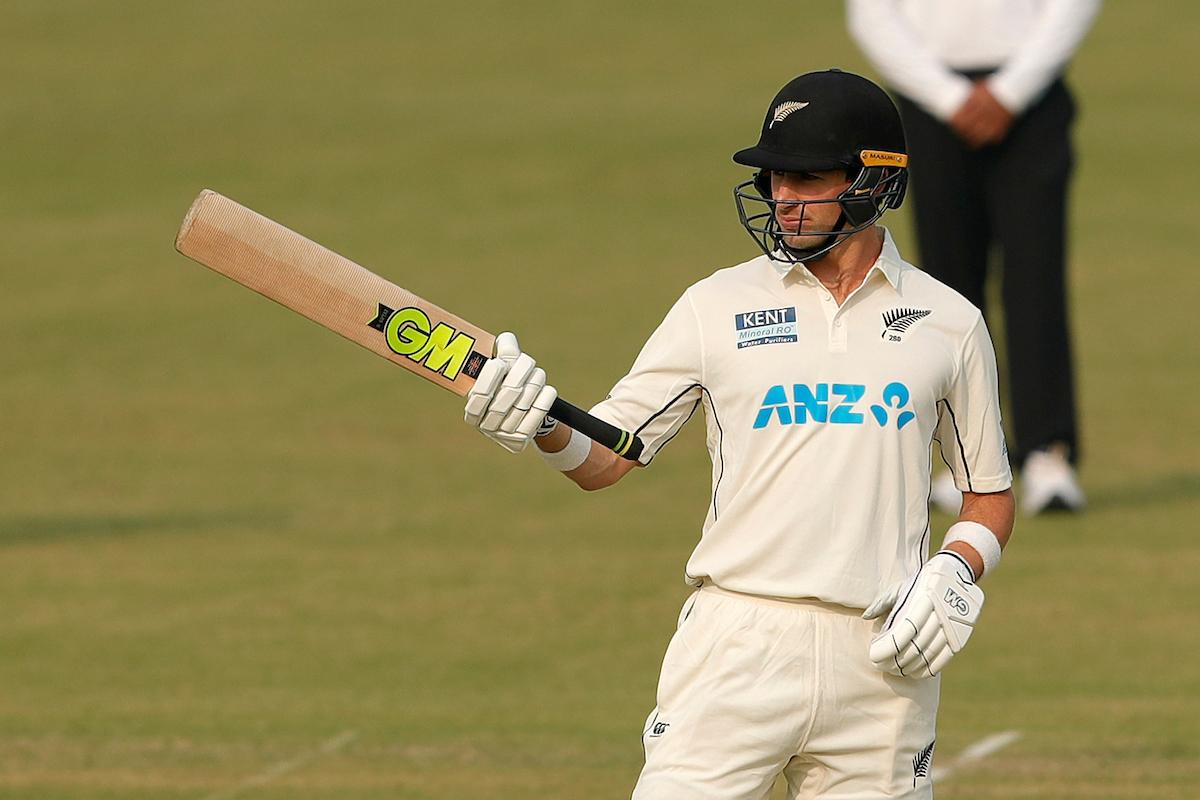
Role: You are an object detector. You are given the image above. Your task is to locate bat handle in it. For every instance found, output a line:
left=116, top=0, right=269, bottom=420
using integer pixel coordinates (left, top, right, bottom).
left=548, top=398, right=644, bottom=462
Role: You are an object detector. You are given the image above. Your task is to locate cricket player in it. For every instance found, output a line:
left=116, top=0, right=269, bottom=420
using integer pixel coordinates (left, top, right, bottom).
left=464, top=69, right=1015, bottom=799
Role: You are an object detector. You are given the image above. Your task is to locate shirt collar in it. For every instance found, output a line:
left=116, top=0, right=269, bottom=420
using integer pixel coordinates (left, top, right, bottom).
left=769, top=227, right=906, bottom=289
left=873, top=228, right=906, bottom=288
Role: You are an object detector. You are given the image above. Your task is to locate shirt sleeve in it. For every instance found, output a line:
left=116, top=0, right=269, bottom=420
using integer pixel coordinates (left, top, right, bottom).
left=988, top=0, right=1101, bottom=114
left=935, top=313, right=1013, bottom=493
left=846, top=0, right=973, bottom=121
left=589, top=290, right=704, bottom=465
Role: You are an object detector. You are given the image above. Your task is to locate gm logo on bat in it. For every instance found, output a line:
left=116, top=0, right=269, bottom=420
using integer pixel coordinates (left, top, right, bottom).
left=368, top=304, right=480, bottom=380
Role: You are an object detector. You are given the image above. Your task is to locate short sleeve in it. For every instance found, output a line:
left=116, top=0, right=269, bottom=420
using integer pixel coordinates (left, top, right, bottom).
left=589, top=291, right=704, bottom=465
left=935, top=314, right=1013, bottom=493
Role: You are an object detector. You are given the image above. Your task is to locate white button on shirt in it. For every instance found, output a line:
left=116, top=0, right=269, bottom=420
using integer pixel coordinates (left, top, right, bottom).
left=590, top=230, right=1011, bottom=608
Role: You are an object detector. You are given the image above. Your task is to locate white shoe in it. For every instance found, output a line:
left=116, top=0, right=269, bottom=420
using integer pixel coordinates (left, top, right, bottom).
left=1020, top=445, right=1086, bottom=515
left=930, top=471, right=962, bottom=515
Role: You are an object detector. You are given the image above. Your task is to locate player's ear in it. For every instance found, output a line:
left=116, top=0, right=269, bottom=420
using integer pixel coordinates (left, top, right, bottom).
left=753, top=170, right=771, bottom=199
left=840, top=167, right=885, bottom=227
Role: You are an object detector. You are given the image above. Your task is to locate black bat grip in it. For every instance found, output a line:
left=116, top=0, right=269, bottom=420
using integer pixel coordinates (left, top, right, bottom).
left=548, top=398, right=644, bottom=462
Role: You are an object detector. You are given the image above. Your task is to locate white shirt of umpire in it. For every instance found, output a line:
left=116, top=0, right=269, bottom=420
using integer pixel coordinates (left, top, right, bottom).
left=590, top=229, right=1012, bottom=609
left=848, top=0, right=1101, bottom=118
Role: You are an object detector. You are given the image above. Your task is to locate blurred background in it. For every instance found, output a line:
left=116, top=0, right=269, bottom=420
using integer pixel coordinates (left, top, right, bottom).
left=2, top=2, right=1197, bottom=797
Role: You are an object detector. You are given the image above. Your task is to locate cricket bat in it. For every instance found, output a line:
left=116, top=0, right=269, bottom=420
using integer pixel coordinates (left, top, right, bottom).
left=174, top=189, right=643, bottom=460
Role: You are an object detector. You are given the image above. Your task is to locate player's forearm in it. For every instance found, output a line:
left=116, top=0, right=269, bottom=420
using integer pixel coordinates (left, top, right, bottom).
left=536, top=427, right=635, bottom=490
left=943, top=488, right=1014, bottom=579
left=534, top=420, right=572, bottom=453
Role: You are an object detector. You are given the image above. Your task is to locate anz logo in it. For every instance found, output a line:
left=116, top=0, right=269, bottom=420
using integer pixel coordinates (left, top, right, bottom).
left=753, top=382, right=916, bottom=429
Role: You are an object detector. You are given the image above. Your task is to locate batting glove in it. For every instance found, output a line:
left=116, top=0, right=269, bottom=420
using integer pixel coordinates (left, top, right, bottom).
left=464, top=332, right=557, bottom=454
left=861, top=579, right=904, bottom=622
left=867, top=551, right=984, bottom=679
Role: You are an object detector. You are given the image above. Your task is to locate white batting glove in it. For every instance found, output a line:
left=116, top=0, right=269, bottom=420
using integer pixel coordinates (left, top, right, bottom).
left=463, top=332, right=557, bottom=454
left=867, top=551, right=984, bottom=679
left=861, top=579, right=904, bottom=622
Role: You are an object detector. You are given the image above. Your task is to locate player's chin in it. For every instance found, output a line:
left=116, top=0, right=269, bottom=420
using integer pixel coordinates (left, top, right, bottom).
left=775, top=220, right=805, bottom=244
left=782, top=233, right=825, bottom=250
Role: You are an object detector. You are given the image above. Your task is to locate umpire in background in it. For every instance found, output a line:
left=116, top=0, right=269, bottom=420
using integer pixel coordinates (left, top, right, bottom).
left=848, top=0, right=1100, bottom=515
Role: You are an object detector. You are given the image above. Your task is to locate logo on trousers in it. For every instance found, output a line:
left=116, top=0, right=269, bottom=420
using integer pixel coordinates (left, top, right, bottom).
left=913, top=740, right=936, bottom=785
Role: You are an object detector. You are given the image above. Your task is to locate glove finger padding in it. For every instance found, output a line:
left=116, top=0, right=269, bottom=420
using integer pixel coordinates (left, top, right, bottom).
left=482, top=353, right=537, bottom=431
left=883, top=594, right=931, bottom=653
left=486, top=432, right=528, bottom=455
left=898, top=622, right=950, bottom=677
left=465, top=332, right=524, bottom=427
left=486, top=385, right=555, bottom=454
left=494, top=331, right=521, bottom=360
left=927, top=641, right=956, bottom=675
left=464, top=357, right=510, bottom=425
left=461, top=331, right=559, bottom=455
left=513, top=384, right=557, bottom=440
left=921, top=629, right=951, bottom=671
left=870, top=603, right=926, bottom=675
left=500, top=368, right=546, bottom=434
left=911, top=606, right=945, bottom=654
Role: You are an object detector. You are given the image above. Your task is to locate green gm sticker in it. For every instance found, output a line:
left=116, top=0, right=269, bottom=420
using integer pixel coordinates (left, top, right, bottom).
left=368, top=304, right=476, bottom=380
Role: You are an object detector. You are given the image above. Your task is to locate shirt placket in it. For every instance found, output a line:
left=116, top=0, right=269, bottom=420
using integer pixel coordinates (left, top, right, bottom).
left=816, top=289, right=848, bottom=353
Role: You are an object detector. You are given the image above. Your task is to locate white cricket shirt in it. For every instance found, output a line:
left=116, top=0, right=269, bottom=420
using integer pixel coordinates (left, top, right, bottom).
left=591, top=230, right=1011, bottom=609
left=847, top=0, right=1101, bottom=118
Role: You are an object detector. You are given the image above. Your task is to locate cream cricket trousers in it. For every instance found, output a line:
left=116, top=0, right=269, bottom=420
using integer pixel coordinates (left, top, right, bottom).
left=631, top=584, right=940, bottom=800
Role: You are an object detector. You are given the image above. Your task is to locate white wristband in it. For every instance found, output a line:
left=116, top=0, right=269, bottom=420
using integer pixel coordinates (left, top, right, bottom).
left=538, top=427, right=590, bottom=472
left=942, top=521, right=1003, bottom=579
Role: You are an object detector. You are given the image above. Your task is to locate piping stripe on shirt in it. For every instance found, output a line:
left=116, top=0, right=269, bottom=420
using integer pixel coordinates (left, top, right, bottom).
left=632, top=383, right=726, bottom=521
left=634, top=384, right=703, bottom=461
left=937, top=399, right=973, bottom=493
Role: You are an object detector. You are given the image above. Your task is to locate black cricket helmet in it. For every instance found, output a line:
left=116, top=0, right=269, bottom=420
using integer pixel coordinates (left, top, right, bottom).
left=733, top=69, right=908, bottom=263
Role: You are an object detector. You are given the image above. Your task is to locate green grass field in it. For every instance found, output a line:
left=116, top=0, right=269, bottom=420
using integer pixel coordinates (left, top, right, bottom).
left=3, top=3, right=1198, bottom=798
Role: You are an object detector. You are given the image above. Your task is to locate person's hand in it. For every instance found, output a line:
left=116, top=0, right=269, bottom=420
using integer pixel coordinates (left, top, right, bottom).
left=464, top=332, right=557, bottom=454
left=949, top=81, right=1014, bottom=149
left=867, top=552, right=984, bottom=678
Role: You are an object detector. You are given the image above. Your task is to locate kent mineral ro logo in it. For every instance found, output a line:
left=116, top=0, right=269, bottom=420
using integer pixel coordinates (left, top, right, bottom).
left=735, top=307, right=797, bottom=349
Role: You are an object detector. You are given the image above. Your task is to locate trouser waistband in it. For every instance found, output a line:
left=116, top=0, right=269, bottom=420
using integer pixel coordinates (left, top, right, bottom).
left=698, top=580, right=862, bottom=617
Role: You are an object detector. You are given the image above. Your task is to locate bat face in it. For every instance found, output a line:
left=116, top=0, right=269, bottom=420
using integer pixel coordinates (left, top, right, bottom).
left=174, top=189, right=644, bottom=461
left=175, top=189, right=494, bottom=396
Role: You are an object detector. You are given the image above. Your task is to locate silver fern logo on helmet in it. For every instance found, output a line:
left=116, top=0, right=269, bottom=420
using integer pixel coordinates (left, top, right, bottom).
left=770, top=101, right=810, bottom=128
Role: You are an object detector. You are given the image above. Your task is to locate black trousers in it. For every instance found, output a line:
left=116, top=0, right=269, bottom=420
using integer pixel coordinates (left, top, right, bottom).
left=896, top=79, right=1080, bottom=467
